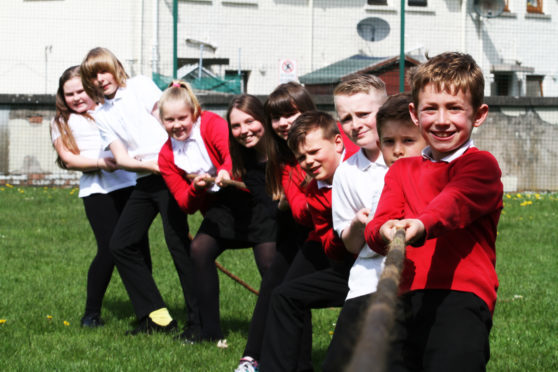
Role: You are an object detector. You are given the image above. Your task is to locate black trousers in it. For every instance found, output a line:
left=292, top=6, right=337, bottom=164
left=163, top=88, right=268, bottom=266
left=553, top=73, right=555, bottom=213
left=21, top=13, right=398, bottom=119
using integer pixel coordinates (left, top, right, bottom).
left=109, top=175, right=199, bottom=327
left=82, top=186, right=150, bottom=317
left=259, top=242, right=354, bottom=372
left=388, top=290, right=492, bottom=372
left=322, top=293, right=375, bottom=372
left=243, top=212, right=309, bottom=361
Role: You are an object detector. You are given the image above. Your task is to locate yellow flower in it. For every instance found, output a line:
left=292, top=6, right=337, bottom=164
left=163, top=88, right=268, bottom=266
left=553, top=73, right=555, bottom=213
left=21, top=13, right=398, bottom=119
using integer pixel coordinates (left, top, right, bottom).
left=0, top=319, right=6, bottom=324
left=63, top=321, right=70, bottom=326
left=516, top=193, right=522, bottom=198
left=535, top=194, right=541, bottom=200
left=328, top=331, right=334, bottom=336
left=520, top=201, right=532, bottom=207
left=46, top=315, right=53, bottom=320
left=6, top=183, right=13, bottom=188
left=505, top=194, right=511, bottom=199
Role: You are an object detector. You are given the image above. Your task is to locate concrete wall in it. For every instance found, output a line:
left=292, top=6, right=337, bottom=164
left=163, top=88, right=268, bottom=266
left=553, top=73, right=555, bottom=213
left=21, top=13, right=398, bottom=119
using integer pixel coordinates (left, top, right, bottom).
left=1, top=94, right=557, bottom=191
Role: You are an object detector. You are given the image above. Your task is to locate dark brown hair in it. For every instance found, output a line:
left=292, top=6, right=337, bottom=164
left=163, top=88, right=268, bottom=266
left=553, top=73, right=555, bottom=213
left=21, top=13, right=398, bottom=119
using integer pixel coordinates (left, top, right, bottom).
left=376, top=92, right=414, bottom=140
left=287, top=111, right=340, bottom=154
left=51, top=66, right=94, bottom=169
left=226, top=94, right=268, bottom=178
left=264, top=82, right=317, bottom=199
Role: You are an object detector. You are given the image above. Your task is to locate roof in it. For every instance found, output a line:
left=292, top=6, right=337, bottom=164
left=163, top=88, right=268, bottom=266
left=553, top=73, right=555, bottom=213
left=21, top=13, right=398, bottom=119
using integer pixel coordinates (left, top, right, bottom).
left=299, top=54, right=421, bottom=85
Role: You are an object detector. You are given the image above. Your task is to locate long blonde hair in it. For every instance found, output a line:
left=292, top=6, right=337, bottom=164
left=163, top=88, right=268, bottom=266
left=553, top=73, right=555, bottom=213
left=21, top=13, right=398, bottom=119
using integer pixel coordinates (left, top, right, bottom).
left=51, top=66, right=94, bottom=169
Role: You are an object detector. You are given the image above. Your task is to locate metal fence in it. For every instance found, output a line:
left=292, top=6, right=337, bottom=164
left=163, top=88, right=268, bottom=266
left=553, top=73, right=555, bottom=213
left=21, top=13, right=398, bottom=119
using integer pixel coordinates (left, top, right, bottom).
left=1, top=0, right=557, bottom=190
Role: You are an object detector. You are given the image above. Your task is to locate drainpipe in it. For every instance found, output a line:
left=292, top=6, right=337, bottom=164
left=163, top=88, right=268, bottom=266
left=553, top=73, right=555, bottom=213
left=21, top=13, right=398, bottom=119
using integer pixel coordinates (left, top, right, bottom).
left=460, top=0, right=467, bottom=52
left=151, top=0, right=159, bottom=75
left=399, top=0, right=405, bottom=92
left=309, top=0, right=314, bottom=72
left=173, top=0, right=178, bottom=79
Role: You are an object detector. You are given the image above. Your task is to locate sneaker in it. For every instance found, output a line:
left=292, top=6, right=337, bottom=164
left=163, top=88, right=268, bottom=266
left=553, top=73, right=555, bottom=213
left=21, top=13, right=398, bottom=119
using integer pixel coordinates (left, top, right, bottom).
left=175, top=325, right=203, bottom=345
left=234, top=356, right=259, bottom=372
left=80, top=314, right=104, bottom=328
left=126, top=318, right=178, bottom=335
left=217, top=339, right=229, bottom=349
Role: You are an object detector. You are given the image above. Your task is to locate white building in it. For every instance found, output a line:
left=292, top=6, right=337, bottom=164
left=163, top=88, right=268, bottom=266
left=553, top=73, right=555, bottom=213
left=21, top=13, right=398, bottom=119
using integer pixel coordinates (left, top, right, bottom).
left=1, top=0, right=556, bottom=96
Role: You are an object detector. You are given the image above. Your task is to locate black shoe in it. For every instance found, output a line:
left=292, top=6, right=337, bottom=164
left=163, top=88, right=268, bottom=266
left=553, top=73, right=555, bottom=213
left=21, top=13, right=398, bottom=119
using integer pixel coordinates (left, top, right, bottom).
left=175, top=325, right=203, bottom=344
left=80, top=314, right=105, bottom=328
left=126, top=318, right=178, bottom=335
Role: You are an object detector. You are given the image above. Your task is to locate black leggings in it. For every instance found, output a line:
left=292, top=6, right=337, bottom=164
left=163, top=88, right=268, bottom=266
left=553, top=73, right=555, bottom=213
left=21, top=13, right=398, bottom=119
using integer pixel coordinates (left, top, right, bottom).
left=81, top=186, right=150, bottom=317
left=190, top=232, right=276, bottom=340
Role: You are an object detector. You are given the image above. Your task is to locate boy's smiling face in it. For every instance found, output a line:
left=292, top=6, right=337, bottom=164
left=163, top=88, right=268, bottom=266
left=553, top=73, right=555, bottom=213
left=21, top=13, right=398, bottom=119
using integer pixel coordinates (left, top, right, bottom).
left=294, top=127, right=344, bottom=184
left=410, top=83, right=488, bottom=161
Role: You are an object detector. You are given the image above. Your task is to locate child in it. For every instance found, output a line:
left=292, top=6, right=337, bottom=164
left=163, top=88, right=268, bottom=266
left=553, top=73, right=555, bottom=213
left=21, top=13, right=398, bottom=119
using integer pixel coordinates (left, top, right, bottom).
left=235, top=82, right=318, bottom=372
left=365, top=52, right=503, bottom=371
left=80, top=47, right=198, bottom=335
left=325, top=89, right=426, bottom=371
left=259, top=111, right=355, bottom=372
left=181, top=93, right=278, bottom=345
left=50, top=66, right=150, bottom=328
left=376, top=92, right=428, bottom=167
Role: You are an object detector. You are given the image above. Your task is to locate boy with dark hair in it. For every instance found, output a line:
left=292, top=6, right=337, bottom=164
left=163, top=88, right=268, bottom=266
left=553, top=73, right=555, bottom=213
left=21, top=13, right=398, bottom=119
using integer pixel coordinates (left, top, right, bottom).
left=376, top=92, right=427, bottom=167
left=365, top=52, right=503, bottom=371
left=259, top=111, right=356, bottom=372
left=325, top=83, right=426, bottom=371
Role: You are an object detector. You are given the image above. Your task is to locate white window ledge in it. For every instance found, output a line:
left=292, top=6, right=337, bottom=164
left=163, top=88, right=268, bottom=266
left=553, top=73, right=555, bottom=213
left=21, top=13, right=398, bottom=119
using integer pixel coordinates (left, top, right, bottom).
left=499, top=11, right=517, bottom=18
left=525, top=13, right=551, bottom=20
left=406, top=7, right=435, bottom=15
left=222, top=0, right=257, bottom=5
left=364, top=5, right=398, bottom=13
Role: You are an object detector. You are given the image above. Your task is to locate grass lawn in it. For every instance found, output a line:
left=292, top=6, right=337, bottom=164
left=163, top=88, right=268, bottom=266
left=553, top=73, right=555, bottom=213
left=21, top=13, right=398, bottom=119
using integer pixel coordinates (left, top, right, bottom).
left=0, top=186, right=557, bottom=371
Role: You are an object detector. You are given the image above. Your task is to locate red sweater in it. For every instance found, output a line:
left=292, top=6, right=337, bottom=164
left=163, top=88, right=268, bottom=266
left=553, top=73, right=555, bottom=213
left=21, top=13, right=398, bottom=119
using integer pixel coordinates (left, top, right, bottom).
left=158, top=111, right=232, bottom=214
left=365, top=148, right=503, bottom=312
left=281, top=163, right=313, bottom=227
left=305, top=147, right=358, bottom=261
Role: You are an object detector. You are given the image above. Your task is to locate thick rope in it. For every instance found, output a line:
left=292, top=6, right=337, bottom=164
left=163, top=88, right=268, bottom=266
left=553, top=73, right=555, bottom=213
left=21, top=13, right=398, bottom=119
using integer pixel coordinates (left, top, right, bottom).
left=186, top=173, right=247, bottom=189
left=345, top=228, right=406, bottom=372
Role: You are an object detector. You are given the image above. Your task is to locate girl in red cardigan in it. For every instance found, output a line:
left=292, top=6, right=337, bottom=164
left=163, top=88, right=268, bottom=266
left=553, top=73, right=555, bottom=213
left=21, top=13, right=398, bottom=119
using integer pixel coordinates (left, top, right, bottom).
left=158, top=87, right=277, bottom=346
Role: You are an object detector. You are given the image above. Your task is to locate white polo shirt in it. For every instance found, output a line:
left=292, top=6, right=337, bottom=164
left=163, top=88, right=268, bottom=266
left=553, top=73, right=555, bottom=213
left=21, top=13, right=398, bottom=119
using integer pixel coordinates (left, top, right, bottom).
left=94, top=75, right=167, bottom=166
left=51, top=114, right=136, bottom=198
left=332, top=149, right=388, bottom=300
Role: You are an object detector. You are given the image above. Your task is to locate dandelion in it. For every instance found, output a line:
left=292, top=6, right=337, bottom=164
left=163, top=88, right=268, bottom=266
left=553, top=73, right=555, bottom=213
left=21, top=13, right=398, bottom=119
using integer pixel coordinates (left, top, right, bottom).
left=63, top=321, right=70, bottom=326
left=516, top=193, right=522, bottom=198
left=0, top=319, right=6, bottom=324
left=18, top=189, right=24, bottom=194
left=328, top=331, right=334, bottom=336
left=0, top=188, right=4, bottom=191
left=520, top=201, right=532, bottom=207
left=6, top=183, right=13, bottom=188
left=505, top=194, right=511, bottom=199
left=46, top=315, right=53, bottom=320
left=535, top=193, right=541, bottom=200
left=69, top=188, right=77, bottom=195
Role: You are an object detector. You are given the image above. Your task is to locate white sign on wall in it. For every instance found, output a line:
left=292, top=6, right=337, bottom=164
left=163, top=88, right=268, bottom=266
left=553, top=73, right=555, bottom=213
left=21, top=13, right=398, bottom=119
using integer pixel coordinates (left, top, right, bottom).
left=279, top=58, right=298, bottom=84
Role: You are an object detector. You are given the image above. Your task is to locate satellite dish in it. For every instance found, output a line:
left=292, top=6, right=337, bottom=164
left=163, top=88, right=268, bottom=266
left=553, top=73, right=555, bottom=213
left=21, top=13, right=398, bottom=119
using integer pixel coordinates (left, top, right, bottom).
left=357, top=17, right=390, bottom=42
left=473, top=0, right=505, bottom=18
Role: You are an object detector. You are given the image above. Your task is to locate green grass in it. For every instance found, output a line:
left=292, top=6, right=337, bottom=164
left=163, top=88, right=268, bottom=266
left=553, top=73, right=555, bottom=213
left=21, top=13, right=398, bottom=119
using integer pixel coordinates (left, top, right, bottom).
left=0, top=186, right=557, bottom=371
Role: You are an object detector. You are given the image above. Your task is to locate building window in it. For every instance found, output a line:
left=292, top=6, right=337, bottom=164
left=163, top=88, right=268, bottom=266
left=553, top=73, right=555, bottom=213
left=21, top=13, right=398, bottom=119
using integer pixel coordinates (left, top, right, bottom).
left=527, top=0, right=543, bottom=13
left=368, top=0, right=388, bottom=5
left=492, top=73, right=512, bottom=96
left=526, top=75, right=544, bottom=96
left=408, top=0, right=427, bottom=6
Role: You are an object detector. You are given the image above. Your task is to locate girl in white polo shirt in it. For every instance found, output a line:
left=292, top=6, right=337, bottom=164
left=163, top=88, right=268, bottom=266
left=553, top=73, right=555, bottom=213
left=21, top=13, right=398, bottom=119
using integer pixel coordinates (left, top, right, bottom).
left=51, top=66, right=150, bottom=328
left=80, top=48, right=199, bottom=336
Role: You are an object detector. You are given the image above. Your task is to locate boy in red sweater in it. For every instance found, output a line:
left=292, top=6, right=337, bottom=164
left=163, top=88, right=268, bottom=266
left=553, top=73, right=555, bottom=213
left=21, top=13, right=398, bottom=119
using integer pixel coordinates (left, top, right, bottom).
left=365, top=52, right=503, bottom=371
left=259, top=111, right=355, bottom=372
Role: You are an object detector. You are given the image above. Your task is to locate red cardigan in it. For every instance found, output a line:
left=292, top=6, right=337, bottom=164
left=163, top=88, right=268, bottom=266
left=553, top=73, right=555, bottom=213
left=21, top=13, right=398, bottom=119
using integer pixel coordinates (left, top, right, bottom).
left=158, top=111, right=232, bottom=214
left=365, top=148, right=503, bottom=312
left=305, top=146, right=357, bottom=261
